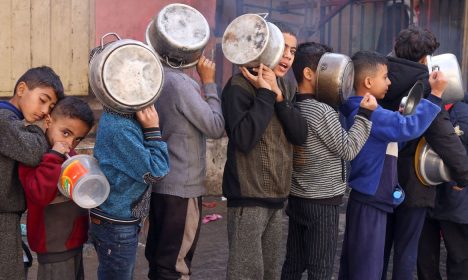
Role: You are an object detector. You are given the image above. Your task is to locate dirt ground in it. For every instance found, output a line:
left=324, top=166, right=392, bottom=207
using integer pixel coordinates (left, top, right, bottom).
left=24, top=195, right=447, bottom=280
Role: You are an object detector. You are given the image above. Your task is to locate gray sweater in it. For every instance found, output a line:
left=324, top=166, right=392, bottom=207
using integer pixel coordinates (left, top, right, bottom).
left=153, top=67, right=225, bottom=197
left=0, top=107, right=48, bottom=213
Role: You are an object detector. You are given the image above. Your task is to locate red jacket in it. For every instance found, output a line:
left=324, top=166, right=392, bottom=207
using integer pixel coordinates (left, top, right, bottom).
left=18, top=150, right=88, bottom=254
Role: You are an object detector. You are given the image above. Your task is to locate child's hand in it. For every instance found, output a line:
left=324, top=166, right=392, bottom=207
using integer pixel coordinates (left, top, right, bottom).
left=240, top=64, right=271, bottom=91
left=196, top=55, right=216, bottom=85
left=359, top=93, right=378, bottom=111
left=52, top=141, right=70, bottom=155
left=257, top=65, right=283, bottom=102
left=429, top=70, right=448, bottom=98
left=136, top=105, right=160, bottom=128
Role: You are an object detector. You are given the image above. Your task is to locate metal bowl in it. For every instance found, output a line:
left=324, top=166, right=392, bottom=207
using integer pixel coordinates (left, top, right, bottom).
left=427, top=53, right=465, bottom=104
left=315, top=53, right=354, bottom=107
left=399, top=80, right=423, bottom=115
left=415, top=138, right=452, bottom=186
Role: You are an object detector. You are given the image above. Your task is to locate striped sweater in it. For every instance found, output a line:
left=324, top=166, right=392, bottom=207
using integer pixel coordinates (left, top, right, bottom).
left=291, top=94, right=372, bottom=201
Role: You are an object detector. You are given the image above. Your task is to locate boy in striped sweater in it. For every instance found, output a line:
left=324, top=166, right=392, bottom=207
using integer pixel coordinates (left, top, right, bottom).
left=281, top=42, right=377, bottom=280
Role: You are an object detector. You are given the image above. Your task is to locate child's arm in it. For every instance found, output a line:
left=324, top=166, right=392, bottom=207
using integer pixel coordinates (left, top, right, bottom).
left=222, top=70, right=277, bottom=153
left=0, top=119, right=48, bottom=166
left=173, top=61, right=225, bottom=139
left=424, top=109, right=468, bottom=188
left=18, top=151, right=65, bottom=207
left=314, top=106, right=373, bottom=161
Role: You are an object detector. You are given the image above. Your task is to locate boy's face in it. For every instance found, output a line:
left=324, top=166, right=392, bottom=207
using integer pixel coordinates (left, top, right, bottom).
left=369, top=64, right=391, bottom=100
left=273, top=33, right=297, bottom=78
left=44, top=116, right=90, bottom=150
left=16, top=83, right=58, bottom=123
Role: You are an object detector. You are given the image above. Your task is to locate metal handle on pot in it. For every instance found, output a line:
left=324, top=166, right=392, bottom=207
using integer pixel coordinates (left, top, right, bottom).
left=257, top=13, right=269, bottom=19
left=100, top=32, right=122, bottom=48
left=164, top=56, right=184, bottom=69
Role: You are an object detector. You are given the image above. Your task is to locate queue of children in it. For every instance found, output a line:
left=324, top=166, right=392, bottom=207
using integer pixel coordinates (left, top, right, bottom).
left=1, top=8, right=465, bottom=280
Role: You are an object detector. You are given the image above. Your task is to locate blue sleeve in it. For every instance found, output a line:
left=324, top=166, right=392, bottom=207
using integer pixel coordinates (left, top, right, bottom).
left=371, top=99, right=441, bottom=142
left=94, top=115, right=170, bottom=184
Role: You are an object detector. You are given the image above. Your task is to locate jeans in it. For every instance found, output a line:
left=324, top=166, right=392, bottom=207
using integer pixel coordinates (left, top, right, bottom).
left=90, top=222, right=140, bottom=280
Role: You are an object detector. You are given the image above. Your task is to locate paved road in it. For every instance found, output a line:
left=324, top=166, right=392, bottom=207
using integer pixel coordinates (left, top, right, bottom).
left=25, top=195, right=446, bottom=280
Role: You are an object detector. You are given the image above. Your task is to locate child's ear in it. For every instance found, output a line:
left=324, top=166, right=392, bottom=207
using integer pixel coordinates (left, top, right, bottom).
left=16, top=82, right=27, bottom=96
left=303, top=67, right=314, bottom=81
left=44, top=114, right=52, bottom=128
left=364, top=76, right=372, bottom=89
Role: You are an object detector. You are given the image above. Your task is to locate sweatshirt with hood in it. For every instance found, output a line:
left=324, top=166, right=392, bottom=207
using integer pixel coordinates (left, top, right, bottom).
left=381, top=56, right=468, bottom=208
left=341, top=94, right=440, bottom=197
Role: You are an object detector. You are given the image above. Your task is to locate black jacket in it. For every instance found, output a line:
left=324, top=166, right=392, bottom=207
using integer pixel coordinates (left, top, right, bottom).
left=431, top=99, right=468, bottom=223
left=381, top=57, right=468, bottom=208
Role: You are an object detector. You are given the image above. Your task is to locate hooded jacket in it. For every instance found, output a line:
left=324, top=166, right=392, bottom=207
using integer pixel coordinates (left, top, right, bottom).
left=341, top=95, right=440, bottom=196
left=381, top=57, right=468, bottom=208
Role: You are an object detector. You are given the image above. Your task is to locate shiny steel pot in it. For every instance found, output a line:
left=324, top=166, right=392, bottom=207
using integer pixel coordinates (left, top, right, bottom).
left=89, top=33, right=164, bottom=113
left=315, top=53, right=354, bottom=107
left=427, top=53, right=465, bottom=104
left=222, top=13, right=284, bottom=69
left=415, top=138, right=452, bottom=186
left=399, top=80, right=423, bottom=115
left=145, top=3, right=210, bottom=69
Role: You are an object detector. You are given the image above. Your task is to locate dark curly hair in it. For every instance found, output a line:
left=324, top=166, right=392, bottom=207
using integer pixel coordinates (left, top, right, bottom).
left=394, top=26, right=440, bottom=62
left=51, top=96, right=95, bottom=129
left=292, top=42, right=333, bottom=84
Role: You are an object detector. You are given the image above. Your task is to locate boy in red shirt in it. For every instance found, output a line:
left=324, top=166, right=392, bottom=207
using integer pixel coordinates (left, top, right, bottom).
left=19, top=96, right=94, bottom=280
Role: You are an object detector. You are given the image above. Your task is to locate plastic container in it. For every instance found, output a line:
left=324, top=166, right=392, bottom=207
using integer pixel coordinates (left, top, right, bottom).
left=392, top=185, right=405, bottom=206
left=57, top=154, right=110, bottom=209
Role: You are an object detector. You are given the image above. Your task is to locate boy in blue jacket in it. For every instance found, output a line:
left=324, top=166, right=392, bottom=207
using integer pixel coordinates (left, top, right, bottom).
left=90, top=104, right=170, bottom=279
left=338, top=51, right=446, bottom=280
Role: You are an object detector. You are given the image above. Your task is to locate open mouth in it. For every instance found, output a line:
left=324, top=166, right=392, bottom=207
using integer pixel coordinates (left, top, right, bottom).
left=278, top=62, right=288, bottom=71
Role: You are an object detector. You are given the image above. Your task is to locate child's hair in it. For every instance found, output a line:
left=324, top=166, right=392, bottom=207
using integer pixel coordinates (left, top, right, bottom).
left=394, top=26, right=440, bottom=62
left=13, top=66, right=65, bottom=100
left=271, top=21, right=296, bottom=37
left=352, top=51, right=388, bottom=87
left=292, top=42, right=333, bottom=84
left=51, top=96, right=95, bottom=129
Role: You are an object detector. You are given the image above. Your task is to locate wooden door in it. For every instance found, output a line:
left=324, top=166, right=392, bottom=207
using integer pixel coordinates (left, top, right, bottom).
left=0, top=0, right=94, bottom=97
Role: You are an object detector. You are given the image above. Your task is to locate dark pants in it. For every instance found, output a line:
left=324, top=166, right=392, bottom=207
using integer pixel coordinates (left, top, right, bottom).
left=417, top=216, right=468, bottom=280
left=145, top=193, right=202, bottom=280
left=382, top=206, right=427, bottom=280
left=339, top=198, right=387, bottom=280
left=281, top=197, right=339, bottom=280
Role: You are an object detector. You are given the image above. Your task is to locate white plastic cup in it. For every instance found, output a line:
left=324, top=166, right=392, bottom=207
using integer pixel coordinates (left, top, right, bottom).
left=57, top=154, right=110, bottom=209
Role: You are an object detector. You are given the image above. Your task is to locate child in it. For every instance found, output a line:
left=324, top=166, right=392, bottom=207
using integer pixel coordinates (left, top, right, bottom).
left=18, top=96, right=94, bottom=280
left=145, top=53, right=224, bottom=279
left=381, top=27, right=468, bottom=280
left=338, top=51, right=446, bottom=280
left=281, top=42, right=376, bottom=280
left=0, top=66, right=64, bottom=279
left=90, top=102, right=170, bottom=279
left=222, top=23, right=307, bottom=280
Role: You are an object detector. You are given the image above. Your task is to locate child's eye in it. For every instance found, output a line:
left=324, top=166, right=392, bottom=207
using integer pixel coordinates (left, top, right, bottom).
left=63, top=132, right=70, bottom=137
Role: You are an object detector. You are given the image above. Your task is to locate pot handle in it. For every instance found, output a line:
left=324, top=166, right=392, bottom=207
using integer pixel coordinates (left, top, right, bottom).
left=164, top=56, right=184, bottom=69
left=257, top=13, right=269, bottom=19
left=100, top=32, right=122, bottom=48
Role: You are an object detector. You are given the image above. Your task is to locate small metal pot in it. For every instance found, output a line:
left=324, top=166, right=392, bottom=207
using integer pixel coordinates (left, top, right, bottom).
left=399, top=80, right=423, bottom=115
left=222, top=13, right=284, bottom=69
left=89, top=33, right=164, bottom=113
left=415, top=138, right=452, bottom=186
left=315, top=53, right=354, bottom=107
left=427, top=53, right=465, bottom=104
left=145, top=3, right=210, bottom=69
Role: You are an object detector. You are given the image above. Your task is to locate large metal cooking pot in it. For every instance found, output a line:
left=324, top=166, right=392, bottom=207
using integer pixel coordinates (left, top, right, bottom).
left=427, top=53, right=465, bottom=104
left=222, top=13, right=284, bottom=69
left=315, top=53, right=354, bottom=107
left=89, top=33, right=164, bottom=113
left=399, top=80, right=423, bottom=115
left=415, top=138, right=452, bottom=186
left=145, top=3, right=210, bottom=69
